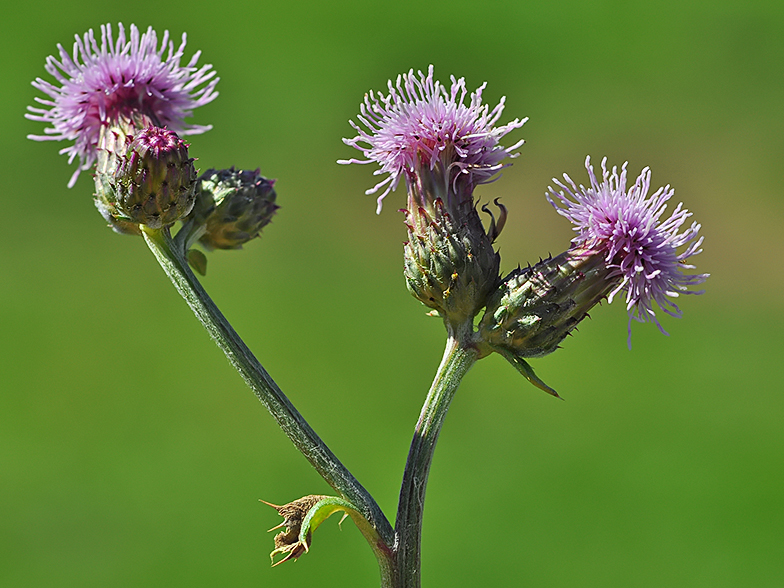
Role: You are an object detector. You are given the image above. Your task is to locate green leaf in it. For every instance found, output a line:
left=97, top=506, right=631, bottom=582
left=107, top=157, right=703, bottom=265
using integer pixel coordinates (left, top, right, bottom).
left=497, top=349, right=561, bottom=398
left=187, top=249, right=208, bottom=276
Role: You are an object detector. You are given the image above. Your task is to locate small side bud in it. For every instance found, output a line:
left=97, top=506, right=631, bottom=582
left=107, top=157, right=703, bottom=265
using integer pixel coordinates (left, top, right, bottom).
left=195, top=168, right=278, bottom=250
left=95, top=119, right=197, bottom=230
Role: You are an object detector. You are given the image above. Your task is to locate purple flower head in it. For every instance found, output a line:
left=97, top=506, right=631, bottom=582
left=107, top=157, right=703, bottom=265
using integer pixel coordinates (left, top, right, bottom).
left=547, top=157, right=708, bottom=347
left=27, top=23, right=219, bottom=188
left=339, top=65, right=527, bottom=214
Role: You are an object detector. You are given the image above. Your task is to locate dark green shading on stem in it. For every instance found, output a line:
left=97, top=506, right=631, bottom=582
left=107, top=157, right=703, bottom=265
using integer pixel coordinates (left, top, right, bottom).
left=395, top=320, right=479, bottom=588
left=140, top=226, right=396, bottom=582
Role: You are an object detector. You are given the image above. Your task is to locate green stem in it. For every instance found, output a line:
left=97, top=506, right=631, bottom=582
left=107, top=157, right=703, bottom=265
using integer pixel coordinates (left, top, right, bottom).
left=395, top=320, right=479, bottom=587
left=141, top=227, right=396, bottom=580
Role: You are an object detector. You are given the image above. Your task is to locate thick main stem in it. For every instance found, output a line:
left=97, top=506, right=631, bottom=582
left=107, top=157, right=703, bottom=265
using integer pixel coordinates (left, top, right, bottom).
left=395, top=321, right=478, bottom=587
left=141, top=227, right=396, bottom=567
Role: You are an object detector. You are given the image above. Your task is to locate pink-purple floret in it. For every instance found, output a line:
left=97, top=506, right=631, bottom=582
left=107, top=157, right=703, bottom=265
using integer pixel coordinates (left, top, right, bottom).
left=340, top=65, right=526, bottom=213
left=548, top=156, right=708, bottom=346
left=26, top=23, right=219, bottom=187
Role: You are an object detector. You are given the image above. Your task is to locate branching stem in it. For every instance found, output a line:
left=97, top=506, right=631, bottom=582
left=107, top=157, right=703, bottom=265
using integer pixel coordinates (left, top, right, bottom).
left=141, top=226, right=396, bottom=582
left=142, top=226, right=479, bottom=587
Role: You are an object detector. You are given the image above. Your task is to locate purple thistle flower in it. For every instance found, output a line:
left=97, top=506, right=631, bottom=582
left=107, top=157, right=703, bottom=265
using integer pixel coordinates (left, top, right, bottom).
left=27, top=23, right=219, bottom=188
left=547, top=156, right=708, bottom=347
left=339, top=65, right=527, bottom=214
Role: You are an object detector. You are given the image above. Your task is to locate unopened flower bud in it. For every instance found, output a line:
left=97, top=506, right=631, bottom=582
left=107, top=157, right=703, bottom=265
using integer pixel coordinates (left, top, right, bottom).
left=479, top=247, right=615, bottom=359
left=94, top=120, right=197, bottom=230
left=195, top=168, right=278, bottom=250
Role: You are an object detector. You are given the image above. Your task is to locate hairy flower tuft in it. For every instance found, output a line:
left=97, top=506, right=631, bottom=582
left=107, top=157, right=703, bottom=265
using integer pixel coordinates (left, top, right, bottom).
left=27, top=23, right=219, bottom=187
left=339, top=65, right=526, bottom=213
left=547, top=157, right=708, bottom=346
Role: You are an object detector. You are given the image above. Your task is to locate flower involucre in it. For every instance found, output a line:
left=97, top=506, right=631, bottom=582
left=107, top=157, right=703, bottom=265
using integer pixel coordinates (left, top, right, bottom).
left=340, top=65, right=526, bottom=213
left=27, top=23, right=219, bottom=187
left=547, top=157, right=708, bottom=345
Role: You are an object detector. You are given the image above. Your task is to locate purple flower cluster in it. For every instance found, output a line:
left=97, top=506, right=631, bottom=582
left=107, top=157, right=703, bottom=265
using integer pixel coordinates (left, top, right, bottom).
left=129, top=125, right=188, bottom=159
left=340, top=65, right=526, bottom=213
left=547, top=157, right=708, bottom=346
left=27, top=23, right=219, bottom=187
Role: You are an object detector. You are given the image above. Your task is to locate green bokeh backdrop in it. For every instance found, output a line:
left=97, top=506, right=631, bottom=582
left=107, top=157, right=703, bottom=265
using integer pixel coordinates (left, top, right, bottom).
left=2, top=1, right=782, bottom=586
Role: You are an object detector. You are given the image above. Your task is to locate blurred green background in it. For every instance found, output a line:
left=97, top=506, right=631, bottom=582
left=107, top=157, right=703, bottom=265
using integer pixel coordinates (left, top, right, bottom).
left=2, top=0, right=782, bottom=586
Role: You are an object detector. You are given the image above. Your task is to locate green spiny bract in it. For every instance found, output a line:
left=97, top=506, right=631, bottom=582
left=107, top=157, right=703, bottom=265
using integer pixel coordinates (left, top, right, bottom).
left=404, top=197, right=499, bottom=325
left=478, top=248, right=616, bottom=358
left=94, top=119, right=196, bottom=231
left=194, top=168, right=278, bottom=250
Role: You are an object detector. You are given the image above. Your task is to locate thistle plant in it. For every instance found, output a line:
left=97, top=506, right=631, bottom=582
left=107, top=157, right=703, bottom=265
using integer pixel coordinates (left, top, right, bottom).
left=28, top=25, right=708, bottom=588
left=26, top=23, right=218, bottom=188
